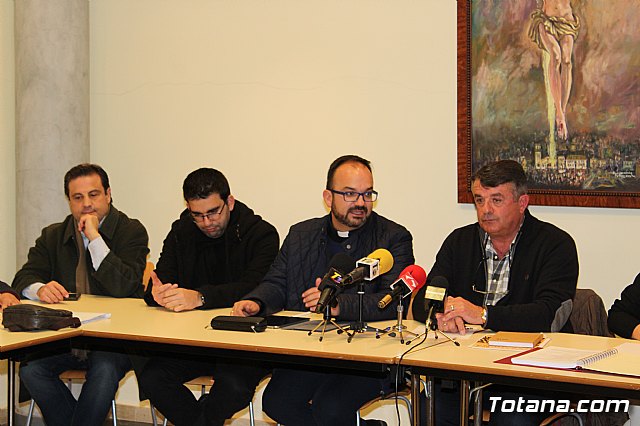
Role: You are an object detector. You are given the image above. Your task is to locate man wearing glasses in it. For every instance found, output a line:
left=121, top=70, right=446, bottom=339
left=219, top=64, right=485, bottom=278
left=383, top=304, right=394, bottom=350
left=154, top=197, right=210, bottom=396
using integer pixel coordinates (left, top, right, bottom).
left=412, top=159, right=578, bottom=425
left=139, top=167, right=279, bottom=426
left=233, top=155, right=414, bottom=426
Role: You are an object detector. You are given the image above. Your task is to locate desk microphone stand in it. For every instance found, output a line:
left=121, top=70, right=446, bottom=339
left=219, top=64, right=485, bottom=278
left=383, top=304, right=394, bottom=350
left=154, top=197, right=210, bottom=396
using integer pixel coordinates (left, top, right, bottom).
left=344, top=281, right=384, bottom=343
left=406, top=313, right=459, bottom=347
left=377, top=297, right=417, bottom=344
left=308, top=301, right=350, bottom=342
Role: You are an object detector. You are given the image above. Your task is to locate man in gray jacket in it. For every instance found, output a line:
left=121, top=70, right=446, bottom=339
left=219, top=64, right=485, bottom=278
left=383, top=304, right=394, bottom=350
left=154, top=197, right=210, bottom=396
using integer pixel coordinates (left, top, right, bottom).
left=13, top=163, right=148, bottom=426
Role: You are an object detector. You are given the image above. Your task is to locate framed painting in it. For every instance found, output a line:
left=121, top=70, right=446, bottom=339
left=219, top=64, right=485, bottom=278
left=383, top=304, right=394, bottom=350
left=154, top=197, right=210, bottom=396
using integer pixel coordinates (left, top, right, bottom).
left=458, top=0, right=640, bottom=208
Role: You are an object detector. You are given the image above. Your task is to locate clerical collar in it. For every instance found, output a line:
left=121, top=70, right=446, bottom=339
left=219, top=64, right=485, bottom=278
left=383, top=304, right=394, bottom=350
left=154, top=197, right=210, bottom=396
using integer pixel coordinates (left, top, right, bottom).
left=328, top=222, right=350, bottom=242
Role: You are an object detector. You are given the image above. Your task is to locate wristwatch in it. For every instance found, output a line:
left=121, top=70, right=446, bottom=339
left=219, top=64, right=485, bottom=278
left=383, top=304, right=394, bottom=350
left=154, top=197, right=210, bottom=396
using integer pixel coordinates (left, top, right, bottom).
left=481, top=307, right=488, bottom=327
left=199, top=292, right=206, bottom=307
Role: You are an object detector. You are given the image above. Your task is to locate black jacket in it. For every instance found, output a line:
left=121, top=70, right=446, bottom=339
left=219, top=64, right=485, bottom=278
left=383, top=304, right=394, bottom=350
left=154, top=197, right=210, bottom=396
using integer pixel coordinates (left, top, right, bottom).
left=608, top=273, right=640, bottom=338
left=243, top=211, right=414, bottom=321
left=413, top=210, right=578, bottom=332
left=144, top=200, right=279, bottom=308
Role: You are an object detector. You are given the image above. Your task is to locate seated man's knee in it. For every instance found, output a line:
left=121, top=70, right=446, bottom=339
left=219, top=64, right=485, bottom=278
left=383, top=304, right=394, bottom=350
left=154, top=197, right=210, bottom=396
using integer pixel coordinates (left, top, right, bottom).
left=19, top=362, right=39, bottom=387
left=137, top=362, right=176, bottom=400
left=216, top=374, right=256, bottom=403
left=262, top=385, right=303, bottom=423
left=137, top=368, right=158, bottom=398
left=311, top=393, right=355, bottom=425
left=20, top=359, right=53, bottom=384
left=312, top=410, right=344, bottom=426
left=87, top=354, right=130, bottom=383
left=261, top=388, right=281, bottom=420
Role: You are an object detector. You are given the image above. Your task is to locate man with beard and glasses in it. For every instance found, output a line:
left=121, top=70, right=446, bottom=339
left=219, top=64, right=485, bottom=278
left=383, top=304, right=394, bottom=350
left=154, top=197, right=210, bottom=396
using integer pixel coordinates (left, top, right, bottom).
left=412, top=160, right=578, bottom=426
left=233, top=155, right=414, bottom=426
left=138, top=168, right=279, bottom=426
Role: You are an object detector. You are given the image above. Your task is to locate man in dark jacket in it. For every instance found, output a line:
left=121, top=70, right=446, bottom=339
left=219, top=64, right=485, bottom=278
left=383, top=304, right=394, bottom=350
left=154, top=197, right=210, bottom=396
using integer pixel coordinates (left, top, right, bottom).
left=608, top=277, right=640, bottom=424
left=13, top=163, right=149, bottom=426
left=233, top=155, right=414, bottom=426
left=138, top=167, right=279, bottom=426
left=412, top=160, right=578, bottom=426
left=609, top=274, right=640, bottom=340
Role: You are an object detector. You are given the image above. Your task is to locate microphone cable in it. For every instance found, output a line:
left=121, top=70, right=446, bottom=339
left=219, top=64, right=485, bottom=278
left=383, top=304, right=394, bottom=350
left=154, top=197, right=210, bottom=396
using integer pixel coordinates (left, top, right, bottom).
left=392, top=319, right=455, bottom=425
left=392, top=323, right=428, bottom=426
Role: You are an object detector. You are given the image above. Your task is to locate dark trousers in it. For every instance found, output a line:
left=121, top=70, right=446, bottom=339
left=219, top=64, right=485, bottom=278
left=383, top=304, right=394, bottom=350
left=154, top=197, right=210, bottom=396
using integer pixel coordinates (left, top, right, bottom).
left=262, top=367, right=391, bottom=426
left=138, top=356, right=268, bottom=426
left=19, top=350, right=131, bottom=426
left=432, top=381, right=559, bottom=426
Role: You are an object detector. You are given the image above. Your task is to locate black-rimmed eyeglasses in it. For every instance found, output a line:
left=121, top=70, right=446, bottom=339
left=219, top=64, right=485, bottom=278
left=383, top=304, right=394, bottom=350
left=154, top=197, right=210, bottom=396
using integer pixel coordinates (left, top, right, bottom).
left=472, top=284, right=510, bottom=298
left=189, top=203, right=226, bottom=223
left=329, top=189, right=378, bottom=202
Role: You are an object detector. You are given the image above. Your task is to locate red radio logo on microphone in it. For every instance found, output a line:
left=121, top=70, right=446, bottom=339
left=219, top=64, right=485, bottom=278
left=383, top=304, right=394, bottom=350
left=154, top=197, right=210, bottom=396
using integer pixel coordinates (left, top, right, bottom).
left=403, top=274, right=419, bottom=290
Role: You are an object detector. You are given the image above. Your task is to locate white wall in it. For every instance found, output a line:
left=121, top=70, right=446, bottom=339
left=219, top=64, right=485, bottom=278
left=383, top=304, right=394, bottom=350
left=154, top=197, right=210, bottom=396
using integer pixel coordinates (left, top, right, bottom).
left=2, top=0, right=639, bottom=420
left=89, top=0, right=640, bottom=307
left=90, top=0, right=462, bottom=271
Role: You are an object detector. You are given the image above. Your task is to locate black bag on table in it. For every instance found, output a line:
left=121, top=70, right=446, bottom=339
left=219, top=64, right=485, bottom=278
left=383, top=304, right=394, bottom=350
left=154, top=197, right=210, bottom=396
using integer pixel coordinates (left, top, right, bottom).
left=2, top=304, right=81, bottom=331
left=210, top=315, right=267, bottom=332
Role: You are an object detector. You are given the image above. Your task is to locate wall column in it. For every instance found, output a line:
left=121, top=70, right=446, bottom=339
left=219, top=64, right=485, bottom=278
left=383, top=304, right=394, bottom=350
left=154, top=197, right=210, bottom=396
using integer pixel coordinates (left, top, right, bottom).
left=15, top=0, right=89, bottom=267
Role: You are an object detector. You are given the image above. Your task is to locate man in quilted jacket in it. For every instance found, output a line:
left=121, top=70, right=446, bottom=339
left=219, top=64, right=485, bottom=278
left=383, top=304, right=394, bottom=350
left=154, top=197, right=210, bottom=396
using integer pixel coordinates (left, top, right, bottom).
left=234, top=154, right=414, bottom=426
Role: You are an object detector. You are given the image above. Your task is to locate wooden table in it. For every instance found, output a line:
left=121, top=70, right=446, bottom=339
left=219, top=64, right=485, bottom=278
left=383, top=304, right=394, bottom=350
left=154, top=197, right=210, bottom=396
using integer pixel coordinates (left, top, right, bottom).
left=4, top=297, right=640, bottom=426
left=75, top=295, right=405, bottom=368
left=401, top=329, right=640, bottom=425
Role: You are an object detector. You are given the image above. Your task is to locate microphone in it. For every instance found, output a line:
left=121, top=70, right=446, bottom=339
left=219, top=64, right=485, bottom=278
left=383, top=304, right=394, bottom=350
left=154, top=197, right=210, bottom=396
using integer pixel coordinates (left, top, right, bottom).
left=314, top=253, right=354, bottom=313
left=377, top=264, right=427, bottom=309
left=342, top=248, right=394, bottom=286
left=424, top=276, right=449, bottom=329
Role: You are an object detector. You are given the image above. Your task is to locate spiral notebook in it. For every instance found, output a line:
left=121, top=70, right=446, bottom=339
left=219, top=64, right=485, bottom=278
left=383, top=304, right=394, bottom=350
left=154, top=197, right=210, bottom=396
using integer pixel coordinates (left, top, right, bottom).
left=509, top=342, right=640, bottom=377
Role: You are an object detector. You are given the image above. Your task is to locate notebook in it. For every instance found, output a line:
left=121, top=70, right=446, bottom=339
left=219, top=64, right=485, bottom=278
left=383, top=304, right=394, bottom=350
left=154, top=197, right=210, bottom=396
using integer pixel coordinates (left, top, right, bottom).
left=509, top=342, right=640, bottom=377
left=487, top=331, right=544, bottom=348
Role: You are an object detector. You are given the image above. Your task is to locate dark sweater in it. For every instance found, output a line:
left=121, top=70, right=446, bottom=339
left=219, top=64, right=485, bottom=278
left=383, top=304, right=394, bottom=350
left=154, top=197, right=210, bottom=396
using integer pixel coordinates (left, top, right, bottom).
left=144, top=200, right=279, bottom=308
left=608, top=273, right=640, bottom=338
left=412, top=210, right=578, bottom=332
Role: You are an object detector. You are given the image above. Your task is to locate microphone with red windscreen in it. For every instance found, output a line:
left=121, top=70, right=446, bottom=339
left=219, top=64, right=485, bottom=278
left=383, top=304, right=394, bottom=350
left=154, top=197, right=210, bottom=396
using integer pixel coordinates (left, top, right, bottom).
left=377, top=264, right=427, bottom=309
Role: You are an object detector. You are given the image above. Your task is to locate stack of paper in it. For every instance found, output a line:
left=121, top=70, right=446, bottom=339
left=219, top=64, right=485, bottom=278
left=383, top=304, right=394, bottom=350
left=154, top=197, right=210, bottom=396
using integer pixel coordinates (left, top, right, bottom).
left=73, top=312, right=111, bottom=325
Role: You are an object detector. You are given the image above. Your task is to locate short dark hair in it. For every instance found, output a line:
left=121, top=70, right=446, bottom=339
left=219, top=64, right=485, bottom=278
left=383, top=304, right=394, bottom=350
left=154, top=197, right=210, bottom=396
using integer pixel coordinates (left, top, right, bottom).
left=64, top=163, right=110, bottom=198
left=326, top=155, right=372, bottom=189
left=472, top=160, right=528, bottom=197
left=183, top=168, right=231, bottom=201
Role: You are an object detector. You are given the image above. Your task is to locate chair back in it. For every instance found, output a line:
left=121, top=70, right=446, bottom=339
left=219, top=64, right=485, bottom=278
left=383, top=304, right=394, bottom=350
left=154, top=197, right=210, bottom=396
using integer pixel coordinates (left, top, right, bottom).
left=142, top=262, right=154, bottom=290
left=569, top=288, right=614, bottom=337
